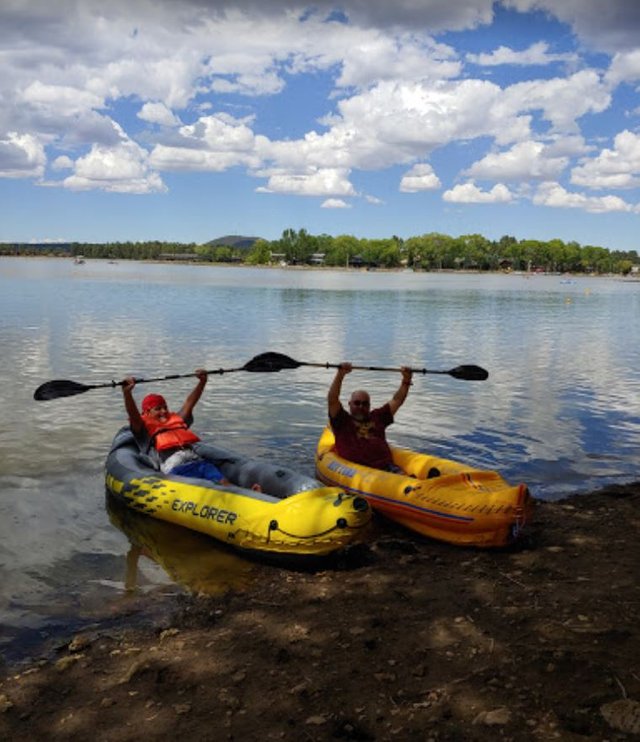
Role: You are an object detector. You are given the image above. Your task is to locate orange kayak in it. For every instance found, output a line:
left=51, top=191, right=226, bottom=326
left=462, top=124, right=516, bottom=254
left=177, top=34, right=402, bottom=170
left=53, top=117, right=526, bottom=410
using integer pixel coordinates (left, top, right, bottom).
left=315, top=427, right=532, bottom=548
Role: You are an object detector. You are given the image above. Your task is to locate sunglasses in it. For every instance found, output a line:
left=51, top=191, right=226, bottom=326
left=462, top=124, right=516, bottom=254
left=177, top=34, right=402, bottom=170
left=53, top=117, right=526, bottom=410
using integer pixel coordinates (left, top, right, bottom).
left=351, top=399, right=370, bottom=407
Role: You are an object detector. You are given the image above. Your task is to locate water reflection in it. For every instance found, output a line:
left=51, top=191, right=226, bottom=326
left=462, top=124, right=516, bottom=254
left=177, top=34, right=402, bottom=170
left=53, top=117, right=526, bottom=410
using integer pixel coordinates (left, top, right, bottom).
left=106, top=493, right=255, bottom=596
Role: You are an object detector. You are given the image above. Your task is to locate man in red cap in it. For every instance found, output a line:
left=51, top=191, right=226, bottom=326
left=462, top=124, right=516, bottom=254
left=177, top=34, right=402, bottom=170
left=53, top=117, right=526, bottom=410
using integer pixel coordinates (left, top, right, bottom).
left=121, top=369, right=227, bottom=482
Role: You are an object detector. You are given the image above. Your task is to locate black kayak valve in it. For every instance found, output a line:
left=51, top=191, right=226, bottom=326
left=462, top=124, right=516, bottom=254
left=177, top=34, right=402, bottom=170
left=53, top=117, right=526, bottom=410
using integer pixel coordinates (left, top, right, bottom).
left=353, top=497, right=368, bottom=512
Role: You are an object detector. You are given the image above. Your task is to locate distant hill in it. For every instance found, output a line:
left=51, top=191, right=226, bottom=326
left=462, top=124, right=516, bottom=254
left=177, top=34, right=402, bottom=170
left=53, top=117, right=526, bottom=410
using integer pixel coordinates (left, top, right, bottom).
left=206, top=235, right=262, bottom=249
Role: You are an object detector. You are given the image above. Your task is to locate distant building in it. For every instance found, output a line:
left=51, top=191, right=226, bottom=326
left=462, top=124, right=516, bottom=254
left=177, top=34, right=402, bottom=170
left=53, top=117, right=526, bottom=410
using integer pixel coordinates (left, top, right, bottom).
left=349, top=255, right=365, bottom=268
left=270, top=252, right=287, bottom=265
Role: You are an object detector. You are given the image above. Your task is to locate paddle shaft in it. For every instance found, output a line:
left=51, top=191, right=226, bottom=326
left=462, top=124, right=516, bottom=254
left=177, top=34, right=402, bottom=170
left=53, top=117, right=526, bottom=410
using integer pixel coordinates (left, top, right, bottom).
left=111, top=366, right=247, bottom=388
left=295, top=361, right=454, bottom=374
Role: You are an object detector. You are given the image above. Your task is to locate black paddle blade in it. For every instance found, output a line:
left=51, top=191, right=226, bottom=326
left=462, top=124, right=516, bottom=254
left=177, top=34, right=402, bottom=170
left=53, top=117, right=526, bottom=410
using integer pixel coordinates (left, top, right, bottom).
left=448, top=365, right=489, bottom=381
left=242, top=352, right=302, bottom=372
left=33, top=380, right=92, bottom=401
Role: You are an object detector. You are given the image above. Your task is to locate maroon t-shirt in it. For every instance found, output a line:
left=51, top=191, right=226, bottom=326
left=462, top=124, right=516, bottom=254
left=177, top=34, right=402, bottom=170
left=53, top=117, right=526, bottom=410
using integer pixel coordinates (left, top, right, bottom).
left=330, top=403, right=394, bottom=469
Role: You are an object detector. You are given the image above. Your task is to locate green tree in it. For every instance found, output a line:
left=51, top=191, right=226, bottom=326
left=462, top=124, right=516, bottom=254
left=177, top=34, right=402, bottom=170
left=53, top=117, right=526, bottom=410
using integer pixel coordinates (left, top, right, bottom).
left=246, top=239, right=272, bottom=265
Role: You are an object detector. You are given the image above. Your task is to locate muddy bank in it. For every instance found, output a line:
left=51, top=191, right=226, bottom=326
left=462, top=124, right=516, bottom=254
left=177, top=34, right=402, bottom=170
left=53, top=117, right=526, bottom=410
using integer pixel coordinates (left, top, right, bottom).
left=1, top=483, right=640, bottom=741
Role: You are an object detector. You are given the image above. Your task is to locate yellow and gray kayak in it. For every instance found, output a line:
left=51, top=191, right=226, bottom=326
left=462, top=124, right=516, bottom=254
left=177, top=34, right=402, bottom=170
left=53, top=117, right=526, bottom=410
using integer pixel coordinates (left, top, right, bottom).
left=105, top=428, right=371, bottom=562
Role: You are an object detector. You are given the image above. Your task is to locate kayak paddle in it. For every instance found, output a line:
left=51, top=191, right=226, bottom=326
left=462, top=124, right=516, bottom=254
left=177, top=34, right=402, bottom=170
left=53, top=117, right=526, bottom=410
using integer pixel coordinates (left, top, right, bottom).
left=244, top=352, right=489, bottom=380
left=34, top=352, right=488, bottom=401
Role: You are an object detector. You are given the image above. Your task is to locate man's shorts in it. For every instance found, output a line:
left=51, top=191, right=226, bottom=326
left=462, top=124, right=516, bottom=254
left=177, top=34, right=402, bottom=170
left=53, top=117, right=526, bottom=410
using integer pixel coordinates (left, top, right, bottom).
left=171, top=457, right=225, bottom=483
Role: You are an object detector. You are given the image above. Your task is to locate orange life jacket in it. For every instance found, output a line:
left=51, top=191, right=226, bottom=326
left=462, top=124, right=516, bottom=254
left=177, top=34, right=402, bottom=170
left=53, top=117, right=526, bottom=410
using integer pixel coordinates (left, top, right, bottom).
left=143, top=413, right=201, bottom=451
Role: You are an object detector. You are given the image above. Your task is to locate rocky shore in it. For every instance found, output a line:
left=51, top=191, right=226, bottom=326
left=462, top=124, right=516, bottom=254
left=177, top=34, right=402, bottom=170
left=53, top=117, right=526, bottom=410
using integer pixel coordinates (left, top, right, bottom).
left=1, top=482, right=640, bottom=741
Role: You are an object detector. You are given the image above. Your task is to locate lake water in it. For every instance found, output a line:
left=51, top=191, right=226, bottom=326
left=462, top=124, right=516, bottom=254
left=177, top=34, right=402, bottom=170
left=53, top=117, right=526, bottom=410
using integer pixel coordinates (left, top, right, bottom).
left=1, top=257, right=638, bottom=661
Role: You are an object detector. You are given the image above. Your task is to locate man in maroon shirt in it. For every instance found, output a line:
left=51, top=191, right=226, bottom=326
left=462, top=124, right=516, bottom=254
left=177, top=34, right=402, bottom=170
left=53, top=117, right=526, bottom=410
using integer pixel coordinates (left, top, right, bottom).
left=327, top=362, right=413, bottom=470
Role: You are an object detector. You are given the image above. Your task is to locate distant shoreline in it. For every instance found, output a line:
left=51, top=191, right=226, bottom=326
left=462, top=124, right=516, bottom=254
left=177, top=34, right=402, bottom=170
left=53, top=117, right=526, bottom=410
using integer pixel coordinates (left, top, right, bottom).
left=2, top=253, right=634, bottom=279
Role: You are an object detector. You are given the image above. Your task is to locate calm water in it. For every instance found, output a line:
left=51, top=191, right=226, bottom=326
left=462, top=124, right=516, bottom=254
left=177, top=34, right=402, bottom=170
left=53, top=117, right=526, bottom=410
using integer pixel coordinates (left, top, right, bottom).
left=1, top=257, right=639, bottom=660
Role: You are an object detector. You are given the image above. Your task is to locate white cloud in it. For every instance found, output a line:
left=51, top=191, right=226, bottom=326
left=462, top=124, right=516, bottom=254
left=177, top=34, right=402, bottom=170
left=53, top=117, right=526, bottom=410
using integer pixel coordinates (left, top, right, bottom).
left=542, top=134, right=591, bottom=158
left=51, top=155, right=74, bottom=170
left=256, top=167, right=356, bottom=197
left=335, top=31, right=461, bottom=88
left=570, top=130, right=640, bottom=189
left=533, top=181, right=636, bottom=213
left=138, top=102, right=181, bottom=127
left=443, top=182, right=513, bottom=203
left=0, top=132, right=46, bottom=178
left=606, top=50, right=640, bottom=87
left=60, top=137, right=166, bottom=194
left=318, top=78, right=531, bottom=168
left=400, top=163, right=441, bottom=192
left=321, top=198, right=351, bottom=208
left=22, top=81, right=104, bottom=116
left=467, top=41, right=577, bottom=67
left=500, top=70, right=611, bottom=134
left=465, top=140, right=569, bottom=181
left=182, top=114, right=256, bottom=149
left=150, top=145, right=251, bottom=173
left=149, top=114, right=260, bottom=172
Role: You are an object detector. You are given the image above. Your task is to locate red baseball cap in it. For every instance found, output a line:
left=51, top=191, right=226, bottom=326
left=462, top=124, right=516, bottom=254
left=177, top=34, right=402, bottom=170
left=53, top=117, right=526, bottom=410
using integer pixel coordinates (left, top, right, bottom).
left=141, top=393, right=167, bottom=413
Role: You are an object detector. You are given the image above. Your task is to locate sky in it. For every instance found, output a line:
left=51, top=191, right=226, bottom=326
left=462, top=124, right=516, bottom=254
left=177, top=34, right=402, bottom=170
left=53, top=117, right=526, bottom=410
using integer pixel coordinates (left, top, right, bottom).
left=1, top=0, right=640, bottom=251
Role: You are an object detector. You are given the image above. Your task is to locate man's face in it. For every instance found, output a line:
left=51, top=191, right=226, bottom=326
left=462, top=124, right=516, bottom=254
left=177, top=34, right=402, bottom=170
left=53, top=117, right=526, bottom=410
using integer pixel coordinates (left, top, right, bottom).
left=349, top=393, right=371, bottom=421
left=145, top=401, right=169, bottom=422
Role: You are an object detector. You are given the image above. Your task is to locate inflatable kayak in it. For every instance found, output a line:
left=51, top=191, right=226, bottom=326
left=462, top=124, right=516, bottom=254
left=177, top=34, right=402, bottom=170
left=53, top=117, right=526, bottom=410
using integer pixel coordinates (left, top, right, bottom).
left=105, top=428, right=371, bottom=562
left=315, top=427, right=532, bottom=548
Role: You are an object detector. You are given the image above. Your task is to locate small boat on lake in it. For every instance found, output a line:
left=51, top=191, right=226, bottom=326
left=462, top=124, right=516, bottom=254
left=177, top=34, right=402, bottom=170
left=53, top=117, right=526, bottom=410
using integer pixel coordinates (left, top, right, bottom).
left=106, top=428, right=371, bottom=562
left=315, top=427, right=532, bottom=548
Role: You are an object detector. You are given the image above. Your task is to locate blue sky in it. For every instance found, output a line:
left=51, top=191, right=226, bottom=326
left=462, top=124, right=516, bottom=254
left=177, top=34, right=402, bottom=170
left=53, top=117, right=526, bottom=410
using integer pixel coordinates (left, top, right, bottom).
left=1, top=0, right=640, bottom=250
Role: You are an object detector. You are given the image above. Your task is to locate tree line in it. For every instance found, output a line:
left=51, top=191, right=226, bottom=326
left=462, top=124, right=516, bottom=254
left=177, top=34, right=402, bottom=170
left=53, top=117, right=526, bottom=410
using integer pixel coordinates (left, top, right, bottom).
left=2, top=229, right=638, bottom=274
